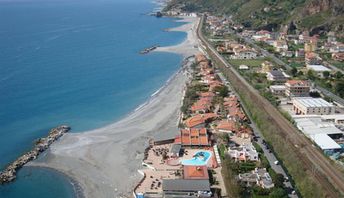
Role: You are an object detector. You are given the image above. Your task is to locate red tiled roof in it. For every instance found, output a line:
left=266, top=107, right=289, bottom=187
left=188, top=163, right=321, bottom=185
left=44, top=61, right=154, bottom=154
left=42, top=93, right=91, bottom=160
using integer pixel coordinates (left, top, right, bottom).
left=183, top=165, right=209, bottom=180
left=196, top=54, right=208, bottom=64
left=285, top=80, right=310, bottom=87
left=216, top=119, right=237, bottom=132
left=181, top=128, right=209, bottom=146
left=200, top=92, right=215, bottom=98
left=184, top=113, right=218, bottom=128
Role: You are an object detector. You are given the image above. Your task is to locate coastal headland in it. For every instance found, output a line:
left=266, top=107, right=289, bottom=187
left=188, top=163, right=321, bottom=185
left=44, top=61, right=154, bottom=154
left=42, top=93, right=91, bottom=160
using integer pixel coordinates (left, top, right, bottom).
left=28, top=15, right=201, bottom=198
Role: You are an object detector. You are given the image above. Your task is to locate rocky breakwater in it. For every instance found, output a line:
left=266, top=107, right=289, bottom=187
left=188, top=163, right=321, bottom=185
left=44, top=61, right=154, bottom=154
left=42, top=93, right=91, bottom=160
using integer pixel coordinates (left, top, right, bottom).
left=0, top=125, right=71, bottom=184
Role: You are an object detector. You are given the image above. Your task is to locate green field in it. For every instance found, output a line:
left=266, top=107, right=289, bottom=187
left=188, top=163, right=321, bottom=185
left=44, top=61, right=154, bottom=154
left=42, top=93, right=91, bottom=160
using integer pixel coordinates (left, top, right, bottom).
left=228, top=59, right=266, bottom=68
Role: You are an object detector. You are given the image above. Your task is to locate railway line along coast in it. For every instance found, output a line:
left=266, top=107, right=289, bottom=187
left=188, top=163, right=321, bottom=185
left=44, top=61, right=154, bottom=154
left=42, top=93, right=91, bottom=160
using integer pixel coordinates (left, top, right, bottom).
left=197, top=14, right=344, bottom=197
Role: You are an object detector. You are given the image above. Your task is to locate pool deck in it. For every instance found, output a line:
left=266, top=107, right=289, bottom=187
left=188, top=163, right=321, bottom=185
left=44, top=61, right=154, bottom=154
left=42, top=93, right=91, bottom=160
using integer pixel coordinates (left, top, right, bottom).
left=135, top=144, right=217, bottom=195
left=181, top=150, right=212, bottom=166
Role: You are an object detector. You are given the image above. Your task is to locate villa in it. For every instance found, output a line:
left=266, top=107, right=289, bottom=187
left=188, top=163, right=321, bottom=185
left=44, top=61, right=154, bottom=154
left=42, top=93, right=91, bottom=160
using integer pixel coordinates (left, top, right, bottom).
left=191, top=98, right=212, bottom=114
left=228, top=143, right=259, bottom=162
left=232, top=48, right=258, bottom=59
left=238, top=168, right=274, bottom=189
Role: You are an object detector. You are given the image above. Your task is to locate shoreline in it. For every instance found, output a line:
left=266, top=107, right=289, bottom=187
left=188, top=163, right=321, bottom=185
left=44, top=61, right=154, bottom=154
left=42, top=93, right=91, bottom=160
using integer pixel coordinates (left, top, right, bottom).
left=28, top=15, right=201, bottom=198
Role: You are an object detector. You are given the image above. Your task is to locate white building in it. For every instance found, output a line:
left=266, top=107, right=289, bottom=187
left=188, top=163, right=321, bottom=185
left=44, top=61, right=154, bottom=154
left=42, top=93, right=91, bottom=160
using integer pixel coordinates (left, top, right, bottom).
left=270, top=85, right=286, bottom=95
left=239, top=64, right=249, bottom=70
left=228, top=143, right=259, bottom=162
left=293, top=115, right=343, bottom=151
left=238, top=168, right=274, bottom=189
left=292, top=97, right=335, bottom=115
left=232, top=48, right=257, bottom=59
left=306, top=65, right=331, bottom=78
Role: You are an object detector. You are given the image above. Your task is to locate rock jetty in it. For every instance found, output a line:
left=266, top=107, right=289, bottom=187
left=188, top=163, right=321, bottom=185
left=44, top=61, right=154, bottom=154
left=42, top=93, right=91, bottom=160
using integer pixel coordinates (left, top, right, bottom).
left=140, top=45, right=159, bottom=54
left=0, top=125, right=70, bottom=184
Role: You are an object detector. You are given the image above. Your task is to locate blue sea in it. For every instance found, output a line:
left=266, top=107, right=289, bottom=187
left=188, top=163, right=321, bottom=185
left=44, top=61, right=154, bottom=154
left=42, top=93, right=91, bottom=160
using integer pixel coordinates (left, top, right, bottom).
left=0, top=0, right=186, bottom=197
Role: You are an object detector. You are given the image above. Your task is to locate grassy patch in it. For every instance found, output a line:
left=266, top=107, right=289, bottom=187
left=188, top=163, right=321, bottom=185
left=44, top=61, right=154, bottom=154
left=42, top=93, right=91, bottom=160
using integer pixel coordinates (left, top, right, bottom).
left=228, top=59, right=266, bottom=68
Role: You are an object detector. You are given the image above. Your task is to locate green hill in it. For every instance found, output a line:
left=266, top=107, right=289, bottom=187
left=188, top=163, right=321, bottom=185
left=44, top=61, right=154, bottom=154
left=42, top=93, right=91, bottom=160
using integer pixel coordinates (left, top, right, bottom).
left=165, top=0, right=344, bottom=36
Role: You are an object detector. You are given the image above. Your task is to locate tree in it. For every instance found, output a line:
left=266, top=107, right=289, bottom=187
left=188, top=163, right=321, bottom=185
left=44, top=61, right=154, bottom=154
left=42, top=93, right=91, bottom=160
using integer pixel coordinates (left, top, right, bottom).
left=335, top=71, right=343, bottom=79
left=253, top=186, right=270, bottom=196
left=297, top=70, right=304, bottom=76
left=214, top=85, right=229, bottom=97
left=335, top=81, right=344, bottom=98
left=269, top=188, right=288, bottom=198
left=309, top=91, right=321, bottom=98
left=291, top=67, right=298, bottom=77
left=307, top=70, right=316, bottom=80
left=272, top=173, right=285, bottom=188
left=322, top=71, right=330, bottom=79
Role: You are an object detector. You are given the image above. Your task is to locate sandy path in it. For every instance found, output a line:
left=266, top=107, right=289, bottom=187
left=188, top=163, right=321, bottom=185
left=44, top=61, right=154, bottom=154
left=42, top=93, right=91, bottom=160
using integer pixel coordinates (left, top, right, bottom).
left=29, top=16, right=200, bottom=198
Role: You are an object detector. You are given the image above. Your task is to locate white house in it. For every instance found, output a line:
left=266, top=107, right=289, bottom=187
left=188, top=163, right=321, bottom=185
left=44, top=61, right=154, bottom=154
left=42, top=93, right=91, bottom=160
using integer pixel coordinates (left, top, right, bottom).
left=228, top=143, right=259, bottom=162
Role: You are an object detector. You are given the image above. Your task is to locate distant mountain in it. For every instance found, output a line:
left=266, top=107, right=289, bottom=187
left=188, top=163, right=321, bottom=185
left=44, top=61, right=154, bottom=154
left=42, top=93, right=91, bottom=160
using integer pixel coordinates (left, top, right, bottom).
left=165, top=0, right=344, bottom=36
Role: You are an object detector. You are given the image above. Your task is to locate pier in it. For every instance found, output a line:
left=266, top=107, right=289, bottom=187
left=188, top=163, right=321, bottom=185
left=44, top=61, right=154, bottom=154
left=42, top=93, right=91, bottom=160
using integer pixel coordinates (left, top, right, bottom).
left=140, top=45, right=159, bottom=54
left=0, top=125, right=70, bottom=184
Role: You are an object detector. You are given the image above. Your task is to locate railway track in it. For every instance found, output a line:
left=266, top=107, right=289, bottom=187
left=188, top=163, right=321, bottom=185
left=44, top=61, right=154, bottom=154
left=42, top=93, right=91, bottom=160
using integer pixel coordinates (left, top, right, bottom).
left=196, top=15, right=344, bottom=197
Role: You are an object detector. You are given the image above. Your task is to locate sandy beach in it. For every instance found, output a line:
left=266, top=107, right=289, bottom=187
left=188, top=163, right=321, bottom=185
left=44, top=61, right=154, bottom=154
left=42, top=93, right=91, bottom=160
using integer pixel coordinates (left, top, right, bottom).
left=156, top=16, right=200, bottom=57
left=28, top=15, right=200, bottom=198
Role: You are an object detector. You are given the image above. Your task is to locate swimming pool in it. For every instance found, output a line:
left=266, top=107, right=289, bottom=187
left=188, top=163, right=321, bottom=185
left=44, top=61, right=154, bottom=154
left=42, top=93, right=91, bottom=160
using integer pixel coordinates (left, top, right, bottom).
left=181, top=151, right=212, bottom=166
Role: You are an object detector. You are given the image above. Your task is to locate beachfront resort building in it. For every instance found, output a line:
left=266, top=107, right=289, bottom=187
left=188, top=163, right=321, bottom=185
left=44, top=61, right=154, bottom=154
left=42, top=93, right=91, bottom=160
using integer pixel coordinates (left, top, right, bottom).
left=285, top=80, right=311, bottom=97
left=183, top=165, right=209, bottom=180
left=179, top=128, right=210, bottom=147
left=162, top=179, right=212, bottom=198
left=292, top=97, right=335, bottom=115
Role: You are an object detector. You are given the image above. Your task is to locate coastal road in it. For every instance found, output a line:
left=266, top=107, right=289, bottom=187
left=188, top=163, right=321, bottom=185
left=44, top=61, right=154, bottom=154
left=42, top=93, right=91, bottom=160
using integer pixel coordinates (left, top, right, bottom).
left=236, top=33, right=344, bottom=107
left=197, top=15, right=344, bottom=197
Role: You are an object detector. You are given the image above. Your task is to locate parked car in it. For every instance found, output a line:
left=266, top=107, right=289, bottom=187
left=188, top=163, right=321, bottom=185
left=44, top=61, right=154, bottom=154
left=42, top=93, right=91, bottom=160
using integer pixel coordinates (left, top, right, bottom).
left=274, top=160, right=279, bottom=165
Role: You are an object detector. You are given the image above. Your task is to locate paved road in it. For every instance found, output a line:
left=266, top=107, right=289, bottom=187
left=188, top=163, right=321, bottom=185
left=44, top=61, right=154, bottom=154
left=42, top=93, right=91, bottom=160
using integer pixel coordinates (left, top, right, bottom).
left=316, top=85, right=344, bottom=106
left=323, top=61, right=344, bottom=73
left=197, top=15, right=344, bottom=197
left=217, top=73, right=297, bottom=197
left=239, top=35, right=291, bottom=69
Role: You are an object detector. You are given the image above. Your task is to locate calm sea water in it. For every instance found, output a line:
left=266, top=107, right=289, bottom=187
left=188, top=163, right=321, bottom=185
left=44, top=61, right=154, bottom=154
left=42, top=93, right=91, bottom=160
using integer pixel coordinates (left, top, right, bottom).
left=0, top=0, right=186, bottom=197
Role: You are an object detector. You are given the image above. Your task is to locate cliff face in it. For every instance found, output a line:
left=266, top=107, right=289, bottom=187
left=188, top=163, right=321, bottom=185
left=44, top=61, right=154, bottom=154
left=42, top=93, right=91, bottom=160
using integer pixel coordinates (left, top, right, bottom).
left=303, top=0, right=344, bottom=16
left=166, top=0, right=344, bottom=36
left=303, top=0, right=331, bottom=15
